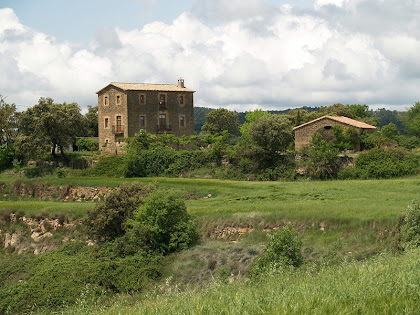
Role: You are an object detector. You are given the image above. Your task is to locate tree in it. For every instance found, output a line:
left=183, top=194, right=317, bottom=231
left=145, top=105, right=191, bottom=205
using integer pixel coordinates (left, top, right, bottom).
left=404, top=101, right=420, bottom=138
left=0, top=95, right=18, bottom=146
left=320, top=103, right=353, bottom=117
left=85, top=183, right=155, bottom=242
left=240, top=109, right=270, bottom=138
left=348, top=104, right=370, bottom=119
left=302, top=133, right=341, bottom=179
left=84, top=105, right=98, bottom=137
left=201, top=108, right=240, bottom=136
left=248, top=115, right=293, bottom=168
left=381, top=122, right=399, bottom=140
left=16, top=97, right=85, bottom=159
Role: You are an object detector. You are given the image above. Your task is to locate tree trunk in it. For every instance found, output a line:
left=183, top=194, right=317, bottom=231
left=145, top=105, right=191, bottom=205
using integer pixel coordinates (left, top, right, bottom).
left=51, top=144, right=56, bottom=158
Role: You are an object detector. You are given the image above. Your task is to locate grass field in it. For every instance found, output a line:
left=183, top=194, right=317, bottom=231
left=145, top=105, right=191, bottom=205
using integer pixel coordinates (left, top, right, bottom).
left=1, top=175, right=419, bottom=222
left=1, top=174, right=419, bottom=314
left=61, top=249, right=420, bottom=315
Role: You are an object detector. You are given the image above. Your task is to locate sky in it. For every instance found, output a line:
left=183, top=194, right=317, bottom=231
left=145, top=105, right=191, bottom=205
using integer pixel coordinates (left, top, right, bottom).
left=0, top=0, right=419, bottom=112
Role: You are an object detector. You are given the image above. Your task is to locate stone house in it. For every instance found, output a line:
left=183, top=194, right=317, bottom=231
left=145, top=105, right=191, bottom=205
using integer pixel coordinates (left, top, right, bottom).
left=293, top=115, right=377, bottom=151
left=97, top=78, right=195, bottom=154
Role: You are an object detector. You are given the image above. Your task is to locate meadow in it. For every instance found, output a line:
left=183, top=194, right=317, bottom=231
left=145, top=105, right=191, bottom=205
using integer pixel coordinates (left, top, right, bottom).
left=1, top=174, right=419, bottom=314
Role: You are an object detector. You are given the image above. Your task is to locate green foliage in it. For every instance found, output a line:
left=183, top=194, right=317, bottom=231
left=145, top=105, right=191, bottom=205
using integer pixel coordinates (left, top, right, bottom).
left=124, top=143, right=176, bottom=177
left=201, top=108, right=240, bottom=136
left=251, top=225, right=303, bottom=276
left=85, top=183, right=155, bottom=242
left=403, top=101, right=420, bottom=137
left=83, top=155, right=126, bottom=177
left=353, top=148, right=420, bottom=179
left=84, top=105, right=98, bottom=137
left=302, top=133, right=341, bottom=179
left=248, top=115, right=293, bottom=169
left=129, top=189, right=199, bottom=254
left=381, top=122, right=399, bottom=140
left=0, top=95, right=18, bottom=146
left=16, top=97, right=85, bottom=160
left=76, top=138, right=99, bottom=151
left=0, top=242, right=162, bottom=314
left=0, top=144, right=14, bottom=171
left=240, top=109, right=270, bottom=138
left=400, top=201, right=420, bottom=249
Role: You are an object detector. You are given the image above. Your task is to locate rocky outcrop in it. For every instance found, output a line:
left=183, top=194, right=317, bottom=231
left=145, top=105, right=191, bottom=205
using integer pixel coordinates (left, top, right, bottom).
left=1, top=215, right=78, bottom=255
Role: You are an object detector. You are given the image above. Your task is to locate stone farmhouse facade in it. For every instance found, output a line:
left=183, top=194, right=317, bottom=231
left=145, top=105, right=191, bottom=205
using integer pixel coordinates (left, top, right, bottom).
left=293, top=115, right=377, bottom=151
left=97, top=78, right=195, bottom=154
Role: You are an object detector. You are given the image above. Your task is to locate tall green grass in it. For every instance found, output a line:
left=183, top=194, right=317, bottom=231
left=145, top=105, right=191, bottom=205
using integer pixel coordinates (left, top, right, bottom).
left=1, top=175, right=419, bottom=221
left=63, top=249, right=420, bottom=314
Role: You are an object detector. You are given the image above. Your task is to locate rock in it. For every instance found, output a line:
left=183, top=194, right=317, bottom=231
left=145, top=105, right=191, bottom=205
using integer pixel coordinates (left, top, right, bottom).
left=4, top=233, right=12, bottom=248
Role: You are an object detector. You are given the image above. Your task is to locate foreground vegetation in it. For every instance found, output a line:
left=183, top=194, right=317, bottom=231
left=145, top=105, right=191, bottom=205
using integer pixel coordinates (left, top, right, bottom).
left=62, top=249, right=420, bottom=314
left=0, top=174, right=419, bottom=313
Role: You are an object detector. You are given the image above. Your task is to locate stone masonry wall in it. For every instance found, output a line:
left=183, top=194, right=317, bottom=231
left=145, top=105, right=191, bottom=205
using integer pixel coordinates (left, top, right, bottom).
left=294, top=117, right=373, bottom=151
left=98, top=87, right=194, bottom=155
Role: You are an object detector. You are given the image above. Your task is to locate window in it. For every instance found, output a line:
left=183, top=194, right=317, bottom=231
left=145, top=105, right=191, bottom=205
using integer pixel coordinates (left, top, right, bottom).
left=104, top=95, right=109, bottom=106
left=116, top=116, right=122, bottom=133
left=179, top=95, right=184, bottom=105
left=140, top=115, right=146, bottom=127
left=139, top=94, right=145, bottom=104
left=159, top=94, right=166, bottom=110
left=116, top=95, right=121, bottom=105
left=179, top=115, right=185, bottom=128
left=104, top=118, right=109, bottom=128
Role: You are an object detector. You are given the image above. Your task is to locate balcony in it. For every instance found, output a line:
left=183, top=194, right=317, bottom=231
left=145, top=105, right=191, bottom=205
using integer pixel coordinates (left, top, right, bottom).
left=157, top=124, right=172, bottom=133
left=159, top=101, right=167, bottom=110
left=112, top=125, right=124, bottom=134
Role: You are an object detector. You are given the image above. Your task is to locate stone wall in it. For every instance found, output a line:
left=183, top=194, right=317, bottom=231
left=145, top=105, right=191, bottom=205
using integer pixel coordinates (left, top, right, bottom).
left=98, top=87, right=194, bottom=155
left=294, top=117, right=374, bottom=151
left=98, top=86, right=128, bottom=154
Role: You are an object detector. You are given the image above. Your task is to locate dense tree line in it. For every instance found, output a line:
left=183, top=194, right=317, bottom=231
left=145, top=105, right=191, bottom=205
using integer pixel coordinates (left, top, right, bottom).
left=1, top=93, right=419, bottom=180
left=0, top=95, right=98, bottom=170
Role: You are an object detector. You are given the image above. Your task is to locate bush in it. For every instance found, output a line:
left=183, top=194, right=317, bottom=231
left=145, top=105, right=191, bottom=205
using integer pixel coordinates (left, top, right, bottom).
left=301, top=133, right=341, bottom=179
left=400, top=201, right=420, bottom=249
left=128, top=189, right=199, bottom=254
left=124, top=144, right=176, bottom=177
left=355, top=148, right=420, bottom=179
left=0, top=242, right=163, bottom=314
left=83, top=154, right=126, bottom=177
left=76, top=138, right=99, bottom=151
left=251, top=225, right=303, bottom=277
left=85, top=183, right=156, bottom=242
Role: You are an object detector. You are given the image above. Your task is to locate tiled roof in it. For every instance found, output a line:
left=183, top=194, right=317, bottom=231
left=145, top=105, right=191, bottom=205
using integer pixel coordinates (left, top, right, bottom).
left=293, top=115, right=377, bottom=130
left=97, top=82, right=195, bottom=94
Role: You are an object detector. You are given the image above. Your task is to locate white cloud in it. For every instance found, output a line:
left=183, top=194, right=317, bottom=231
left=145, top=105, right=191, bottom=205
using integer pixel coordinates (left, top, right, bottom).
left=0, top=3, right=419, bottom=111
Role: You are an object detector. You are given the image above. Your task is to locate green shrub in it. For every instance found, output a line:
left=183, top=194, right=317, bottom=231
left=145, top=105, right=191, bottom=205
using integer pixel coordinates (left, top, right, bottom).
left=355, top=148, right=419, bottom=178
left=22, top=167, right=54, bottom=178
left=85, top=183, right=156, bottom=242
left=84, top=154, right=126, bottom=177
left=128, top=189, right=199, bottom=254
left=125, top=144, right=176, bottom=177
left=400, top=200, right=420, bottom=249
left=301, top=133, right=341, bottom=179
left=76, top=138, right=99, bottom=151
left=251, top=225, right=303, bottom=277
left=0, top=242, right=163, bottom=314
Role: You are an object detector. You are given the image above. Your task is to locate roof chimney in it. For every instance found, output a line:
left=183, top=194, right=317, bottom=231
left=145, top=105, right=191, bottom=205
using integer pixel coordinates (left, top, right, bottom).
left=178, top=77, right=185, bottom=88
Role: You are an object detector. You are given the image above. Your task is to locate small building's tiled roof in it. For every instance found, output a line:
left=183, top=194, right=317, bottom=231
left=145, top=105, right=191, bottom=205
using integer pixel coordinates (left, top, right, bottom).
left=97, top=82, right=195, bottom=94
left=293, top=115, right=377, bottom=130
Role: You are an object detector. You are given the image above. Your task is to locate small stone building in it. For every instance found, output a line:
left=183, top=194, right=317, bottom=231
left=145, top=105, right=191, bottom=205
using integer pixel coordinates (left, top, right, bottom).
left=97, top=78, right=195, bottom=154
left=293, top=115, right=376, bottom=151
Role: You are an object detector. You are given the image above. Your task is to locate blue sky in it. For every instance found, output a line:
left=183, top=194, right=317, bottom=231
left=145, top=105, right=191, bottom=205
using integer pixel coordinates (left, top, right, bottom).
left=0, top=0, right=419, bottom=111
